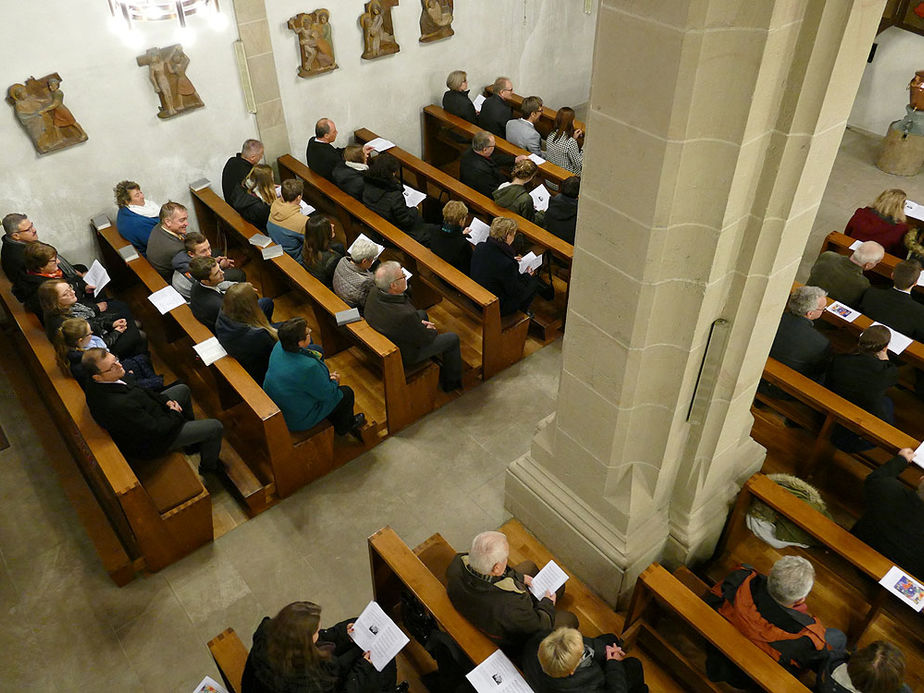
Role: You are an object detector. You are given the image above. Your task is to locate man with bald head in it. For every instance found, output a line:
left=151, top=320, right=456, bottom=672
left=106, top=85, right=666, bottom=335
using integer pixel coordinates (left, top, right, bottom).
left=447, top=530, right=578, bottom=657
left=221, top=138, right=264, bottom=202
left=806, top=240, right=884, bottom=308
left=306, top=117, right=343, bottom=180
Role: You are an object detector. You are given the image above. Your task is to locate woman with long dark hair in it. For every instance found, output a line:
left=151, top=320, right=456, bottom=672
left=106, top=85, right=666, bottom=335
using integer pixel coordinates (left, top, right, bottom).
left=544, top=107, right=583, bottom=176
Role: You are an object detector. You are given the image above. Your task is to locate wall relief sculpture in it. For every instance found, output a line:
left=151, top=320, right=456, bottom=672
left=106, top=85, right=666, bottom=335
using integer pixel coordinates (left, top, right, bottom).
left=419, top=0, right=453, bottom=42
left=359, top=0, right=400, bottom=60
left=136, top=45, right=204, bottom=119
left=288, top=9, right=338, bottom=78
left=7, top=73, right=87, bottom=155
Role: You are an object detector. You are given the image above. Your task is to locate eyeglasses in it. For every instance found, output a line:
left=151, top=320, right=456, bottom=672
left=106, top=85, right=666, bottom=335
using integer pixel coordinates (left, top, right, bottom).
left=100, top=357, right=121, bottom=374
left=17, top=223, right=37, bottom=236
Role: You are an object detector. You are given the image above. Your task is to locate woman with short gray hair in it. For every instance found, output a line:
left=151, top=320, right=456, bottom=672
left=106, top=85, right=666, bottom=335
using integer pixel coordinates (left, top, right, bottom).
left=331, top=236, right=379, bottom=309
left=442, top=69, right=476, bottom=123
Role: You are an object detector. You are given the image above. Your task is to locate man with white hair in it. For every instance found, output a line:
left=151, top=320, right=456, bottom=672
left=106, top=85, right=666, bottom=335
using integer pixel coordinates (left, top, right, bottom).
left=852, top=447, right=924, bottom=580
left=363, top=260, right=463, bottom=391
left=806, top=240, right=884, bottom=307
left=705, top=555, right=845, bottom=684
left=446, top=530, right=579, bottom=656
left=768, top=285, right=831, bottom=381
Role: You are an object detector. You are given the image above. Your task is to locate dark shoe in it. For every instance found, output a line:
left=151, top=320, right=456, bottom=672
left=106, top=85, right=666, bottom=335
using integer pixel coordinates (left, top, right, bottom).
left=347, top=413, right=366, bottom=443
left=440, top=379, right=462, bottom=393
left=198, top=459, right=224, bottom=475
left=394, top=683, right=409, bottom=693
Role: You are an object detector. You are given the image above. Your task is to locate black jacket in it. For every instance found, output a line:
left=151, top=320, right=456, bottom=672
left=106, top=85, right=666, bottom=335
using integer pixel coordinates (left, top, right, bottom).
left=460, top=147, right=513, bottom=199
left=363, top=289, right=436, bottom=365
left=306, top=138, right=344, bottom=180
left=302, top=249, right=344, bottom=287
left=362, top=177, right=421, bottom=235
left=18, top=270, right=90, bottom=316
left=851, top=455, right=924, bottom=579
left=470, top=237, right=537, bottom=316
left=429, top=223, right=470, bottom=274
left=190, top=281, right=224, bottom=329
left=85, top=378, right=185, bottom=460
left=230, top=187, right=271, bottom=230
left=331, top=162, right=365, bottom=200
left=477, top=93, right=513, bottom=137
left=826, top=352, right=898, bottom=421
left=215, top=310, right=276, bottom=383
left=544, top=194, right=578, bottom=245
left=442, top=89, right=477, bottom=123
left=859, top=287, right=924, bottom=342
left=221, top=154, right=253, bottom=202
left=522, top=632, right=633, bottom=693
left=1, top=235, right=27, bottom=294
left=768, top=312, right=831, bottom=381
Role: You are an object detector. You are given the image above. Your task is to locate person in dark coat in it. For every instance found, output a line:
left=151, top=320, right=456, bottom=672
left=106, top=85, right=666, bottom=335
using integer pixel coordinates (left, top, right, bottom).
left=331, top=145, right=369, bottom=201
left=364, top=261, right=462, bottom=391
left=859, top=259, right=924, bottom=342
left=231, top=164, right=274, bottom=231
left=221, top=138, right=264, bottom=202
left=215, top=283, right=278, bottom=384
left=306, top=117, right=344, bottom=181
left=2, top=212, right=88, bottom=300
left=442, top=69, right=477, bottom=123
left=189, top=257, right=274, bottom=330
left=805, top=241, right=883, bottom=308
left=544, top=176, right=580, bottom=244
left=429, top=200, right=471, bottom=274
left=446, top=530, right=578, bottom=659
left=768, top=285, right=832, bottom=381
left=826, top=324, right=899, bottom=452
left=817, top=640, right=912, bottom=693
left=460, top=130, right=522, bottom=199
left=522, top=627, right=648, bottom=693
left=477, top=76, right=514, bottom=137
left=361, top=152, right=432, bottom=246
left=81, top=348, right=223, bottom=473
left=18, top=241, right=97, bottom=317
left=470, top=217, right=550, bottom=316
left=241, top=601, right=400, bottom=693
left=851, top=447, right=924, bottom=580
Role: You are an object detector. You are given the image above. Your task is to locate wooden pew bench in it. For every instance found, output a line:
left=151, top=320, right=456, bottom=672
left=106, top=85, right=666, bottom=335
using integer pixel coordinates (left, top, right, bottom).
left=624, top=563, right=810, bottom=692
left=0, top=272, right=212, bottom=579
left=278, top=154, right=532, bottom=381
left=481, top=84, right=587, bottom=143
left=423, top=104, right=573, bottom=191
left=189, top=184, right=440, bottom=435
left=355, top=126, right=570, bottom=341
left=709, top=473, right=924, bottom=673
left=94, top=220, right=333, bottom=503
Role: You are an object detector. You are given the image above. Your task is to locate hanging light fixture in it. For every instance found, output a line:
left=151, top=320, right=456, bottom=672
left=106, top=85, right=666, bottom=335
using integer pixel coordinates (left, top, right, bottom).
left=107, top=0, right=228, bottom=37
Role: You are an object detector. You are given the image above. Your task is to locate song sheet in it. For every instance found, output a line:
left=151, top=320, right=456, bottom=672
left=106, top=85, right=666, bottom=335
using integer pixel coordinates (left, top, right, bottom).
left=403, top=184, right=427, bottom=208
left=472, top=93, right=486, bottom=113
left=148, top=286, right=186, bottom=314
left=467, top=218, right=490, bottom=246
left=528, top=184, right=550, bottom=212
left=518, top=251, right=543, bottom=275
left=879, top=566, right=924, bottom=612
left=528, top=560, right=569, bottom=600
left=905, top=199, right=924, bottom=221
left=192, top=675, right=228, bottom=693
left=402, top=267, right=413, bottom=281
left=349, top=601, right=410, bottom=672
left=527, top=153, right=546, bottom=166
left=871, top=322, right=912, bottom=355
left=300, top=200, right=316, bottom=216
left=848, top=240, right=862, bottom=251
left=82, top=260, right=111, bottom=296
left=193, top=337, right=228, bottom=366
left=366, top=137, right=396, bottom=152
left=465, top=650, right=534, bottom=693
left=348, top=234, right=385, bottom=260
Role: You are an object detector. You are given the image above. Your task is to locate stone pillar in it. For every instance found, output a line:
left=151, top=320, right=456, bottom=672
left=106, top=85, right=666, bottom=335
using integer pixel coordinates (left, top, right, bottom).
left=506, top=0, right=886, bottom=605
left=233, top=0, right=290, bottom=166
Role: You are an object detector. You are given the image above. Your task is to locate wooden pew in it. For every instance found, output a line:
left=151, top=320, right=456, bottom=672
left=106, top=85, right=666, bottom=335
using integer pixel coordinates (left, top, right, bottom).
left=481, top=84, right=587, bottom=143
left=189, top=184, right=440, bottom=435
left=623, top=563, right=810, bottom=692
left=278, top=154, right=532, bottom=380
left=422, top=104, right=572, bottom=191
left=712, top=473, right=924, bottom=657
left=94, top=220, right=332, bottom=502
left=0, top=272, right=212, bottom=578
left=354, top=127, right=568, bottom=341
left=208, top=628, right=248, bottom=693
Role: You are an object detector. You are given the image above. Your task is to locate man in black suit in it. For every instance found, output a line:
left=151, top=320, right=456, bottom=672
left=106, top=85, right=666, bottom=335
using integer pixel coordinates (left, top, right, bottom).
left=460, top=131, right=524, bottom=199
left=768, top=285, right=832, bottom=380
left=851, top=447, right=924, bottom=579
left=221, top=138, right=263, bottom=202
left=188, top=256, right=274, bottom=329
left=859, top=260, right=924, bottom=342
left=477, top=76, right=514, bottom=137
left=82, top=348, right=224, bottom=473
left=306, top=118, right=343, bottom=180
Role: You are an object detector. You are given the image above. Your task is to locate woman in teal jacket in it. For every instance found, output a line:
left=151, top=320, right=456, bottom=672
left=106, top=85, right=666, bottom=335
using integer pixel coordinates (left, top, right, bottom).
left=263, top=317, right=365, bottom=439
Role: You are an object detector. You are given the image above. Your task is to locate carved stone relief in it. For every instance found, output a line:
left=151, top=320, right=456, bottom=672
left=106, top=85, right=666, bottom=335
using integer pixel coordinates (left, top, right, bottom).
left=289, top=9, right=338, bottom=78
left=359, top=0, right=400, bottom=60
left=7, top=73, right=87, bottom=155
left=136, top=45, right=204, bottom=119
left=419, top=0, right=453, bottom=42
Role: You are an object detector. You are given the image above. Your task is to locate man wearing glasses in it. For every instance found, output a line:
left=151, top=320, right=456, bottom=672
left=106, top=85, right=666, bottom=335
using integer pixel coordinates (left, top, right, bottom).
left=2, top=213, right=87, bottom=298
left=478, top=76, right=515, bottom=138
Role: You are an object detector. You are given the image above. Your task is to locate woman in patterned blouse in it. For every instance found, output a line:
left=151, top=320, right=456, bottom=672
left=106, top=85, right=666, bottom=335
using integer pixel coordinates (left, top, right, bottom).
left=545, top=107, right=584, bottom=176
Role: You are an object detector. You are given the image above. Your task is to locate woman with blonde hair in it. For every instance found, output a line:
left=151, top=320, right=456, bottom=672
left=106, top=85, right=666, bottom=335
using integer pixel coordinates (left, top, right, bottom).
left=442, top=69, right=476, bottom=123
left=53, top=317, right=161, bottom=389
left=844, top=188, right=908, bottom=257
left=241, top=600, right=401, bottom=693
left=236, top=164, right=275, bottom=229
left=545, top=107, right=584, bottom=175
left=215, top=282, right=278, bottom=383
left=493, top=159, right=545, bottom=226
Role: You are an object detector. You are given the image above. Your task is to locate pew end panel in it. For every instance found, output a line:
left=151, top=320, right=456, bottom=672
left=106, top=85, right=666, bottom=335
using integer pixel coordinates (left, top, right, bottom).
left=208, top=627, right=248, bottom=693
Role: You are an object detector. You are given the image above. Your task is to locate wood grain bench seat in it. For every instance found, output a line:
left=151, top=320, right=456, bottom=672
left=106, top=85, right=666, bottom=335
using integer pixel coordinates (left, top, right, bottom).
left=277, top=154, right=530, bottom=380
left=189, top=184, right=440, bottom=435
left=131, top=451, right=204, bottom=513
left=482, top=84, right=587, bottom=144
left=0, top=271, right=212, bottom=579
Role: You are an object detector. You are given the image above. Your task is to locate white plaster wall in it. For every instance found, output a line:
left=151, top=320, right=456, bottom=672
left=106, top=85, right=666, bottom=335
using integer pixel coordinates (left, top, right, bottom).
left=848, top=26, right=924, bottom=135
left=264, top=0, right=598, bottom=160
left=0, top=1, right=257, bottom=264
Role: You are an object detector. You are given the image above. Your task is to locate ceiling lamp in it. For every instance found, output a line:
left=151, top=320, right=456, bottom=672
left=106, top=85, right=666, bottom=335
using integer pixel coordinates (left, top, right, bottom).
left=107, top=0, right=229, bottom=34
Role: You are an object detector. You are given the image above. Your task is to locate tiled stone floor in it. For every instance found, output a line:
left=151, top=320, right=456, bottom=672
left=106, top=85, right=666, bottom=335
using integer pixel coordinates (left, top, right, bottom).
left=1, top=126, right=922, bottom=691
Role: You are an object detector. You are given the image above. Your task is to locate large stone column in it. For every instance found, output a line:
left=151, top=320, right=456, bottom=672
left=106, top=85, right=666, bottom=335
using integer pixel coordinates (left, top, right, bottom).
left=506, top=0, right=886, bottom=605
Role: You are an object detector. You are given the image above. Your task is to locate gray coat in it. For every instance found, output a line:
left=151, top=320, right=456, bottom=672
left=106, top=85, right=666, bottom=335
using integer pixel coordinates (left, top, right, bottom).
left=505, top=118, right=542, bottom=156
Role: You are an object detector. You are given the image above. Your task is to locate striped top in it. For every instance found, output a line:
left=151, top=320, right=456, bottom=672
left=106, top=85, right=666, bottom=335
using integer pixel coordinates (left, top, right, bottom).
left=545, top=132, right=583, bottom=175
